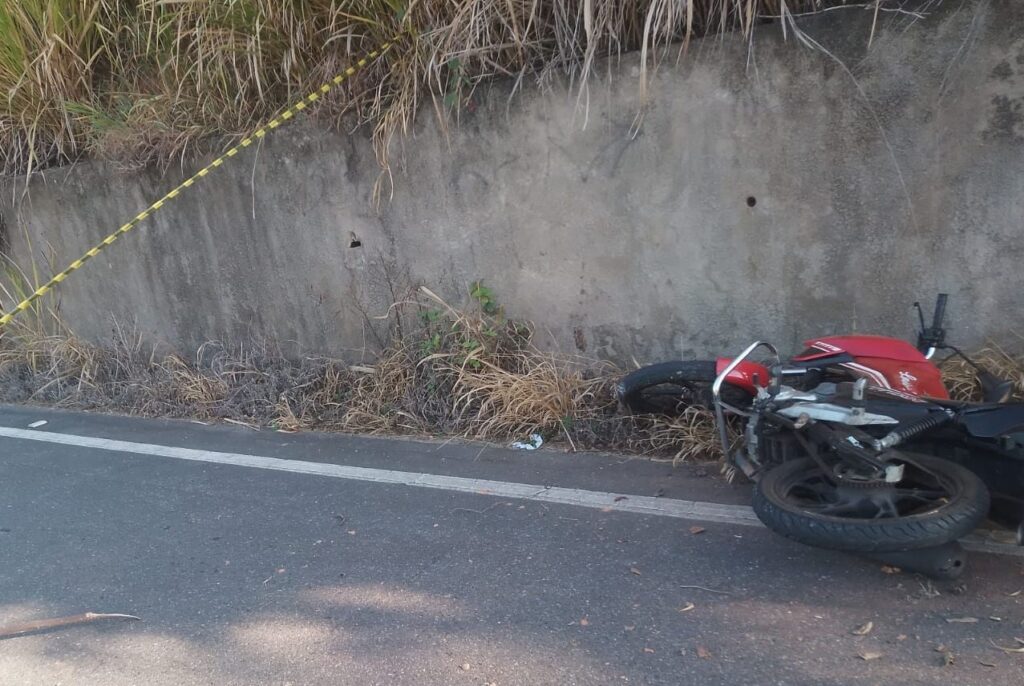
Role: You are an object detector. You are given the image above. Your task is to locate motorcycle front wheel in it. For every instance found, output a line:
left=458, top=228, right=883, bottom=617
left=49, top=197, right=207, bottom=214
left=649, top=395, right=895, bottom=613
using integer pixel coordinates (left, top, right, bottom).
left=752, top=455, right=989, bottom=553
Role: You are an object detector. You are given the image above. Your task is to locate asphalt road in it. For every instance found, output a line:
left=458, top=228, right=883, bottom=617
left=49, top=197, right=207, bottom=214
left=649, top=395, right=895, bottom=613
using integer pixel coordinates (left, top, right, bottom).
left=1, top=405, right=1023, bottom=685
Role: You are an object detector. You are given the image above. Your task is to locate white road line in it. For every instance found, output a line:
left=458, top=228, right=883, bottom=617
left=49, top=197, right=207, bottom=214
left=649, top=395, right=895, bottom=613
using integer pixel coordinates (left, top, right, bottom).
left=0, top=425, right=1019, bottom=557
left=0, top=426, right=759, bottom=526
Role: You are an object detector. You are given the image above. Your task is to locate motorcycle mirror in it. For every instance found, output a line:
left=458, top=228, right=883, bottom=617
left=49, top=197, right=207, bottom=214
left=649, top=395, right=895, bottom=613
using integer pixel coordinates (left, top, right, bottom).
left=978, top=370, right=1014, bottom=403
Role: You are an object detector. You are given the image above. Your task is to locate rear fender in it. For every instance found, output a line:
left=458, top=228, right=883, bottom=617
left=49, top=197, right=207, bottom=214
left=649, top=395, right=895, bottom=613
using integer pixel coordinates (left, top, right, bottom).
left=716, top=358, right=770, bottom=396
left=960, top=404, right=1024, bottom=439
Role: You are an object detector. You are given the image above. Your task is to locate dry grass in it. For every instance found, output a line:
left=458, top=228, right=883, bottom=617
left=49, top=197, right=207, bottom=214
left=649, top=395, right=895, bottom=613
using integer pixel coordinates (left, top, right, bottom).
left=0, top=278, right=731, bottom=462
left=643, top=407, right=736, bottom=463
left=2, top=1, right=889, bottom=178
left=341, top=286, right=618, bottom=446
left=25, top=282, right=1024, bottom=465
left=4, top=263, right=1020, bottom=465
left=15, top=301, right=1024, bottom=464
left=940, top=344, right=1024, bottom=402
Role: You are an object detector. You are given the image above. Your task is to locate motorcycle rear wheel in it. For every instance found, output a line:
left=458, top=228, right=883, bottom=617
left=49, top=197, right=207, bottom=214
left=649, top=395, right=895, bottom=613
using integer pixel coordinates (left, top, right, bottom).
left=752, top=455, right=989, bottom=553
left=616, top=360, right=751, bottom=414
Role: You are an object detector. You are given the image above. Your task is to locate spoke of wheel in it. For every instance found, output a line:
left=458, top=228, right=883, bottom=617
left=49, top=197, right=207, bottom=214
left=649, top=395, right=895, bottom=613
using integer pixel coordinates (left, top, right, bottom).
left=800, top=502, right=854, bottom=516
left=873, top=500, right=897, bottom=519
left=893, top=489, right=945, bottom=499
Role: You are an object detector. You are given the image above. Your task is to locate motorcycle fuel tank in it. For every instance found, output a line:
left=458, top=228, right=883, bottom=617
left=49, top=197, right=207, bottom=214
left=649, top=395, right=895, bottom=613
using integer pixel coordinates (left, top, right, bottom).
left=799, top=336, right=950, bottom=399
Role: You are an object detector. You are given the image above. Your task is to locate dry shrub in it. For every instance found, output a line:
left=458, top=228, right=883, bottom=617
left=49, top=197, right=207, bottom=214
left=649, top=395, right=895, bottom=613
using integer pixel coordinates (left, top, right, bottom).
left=273, top=360, right=351, bottom=431
left=159, top=353, right=229, bottom=416
left=0, top=314, right=353, bottom=427
left=343, top=347, right=422, bottom=434
left=0, top=269, right=733, bottom=462
left=2, top=1, right=891, bottom=177
left=643, top=407, right=730, bottom=464
left=342, top=286, right=616, bottom=444
left=449, top=352, right=605, bottom=442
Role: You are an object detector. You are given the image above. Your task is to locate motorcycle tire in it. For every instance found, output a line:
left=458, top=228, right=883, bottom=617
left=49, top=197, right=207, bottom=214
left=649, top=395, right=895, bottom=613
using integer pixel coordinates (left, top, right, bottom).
left=752, top=455, right=989, bottom=553
left=616, top=360, right=752, bottom=414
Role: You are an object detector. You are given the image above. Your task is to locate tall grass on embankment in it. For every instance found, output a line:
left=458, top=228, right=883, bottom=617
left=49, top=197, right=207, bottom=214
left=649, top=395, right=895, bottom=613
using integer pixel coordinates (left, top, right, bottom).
left=2, top=1, right=870, bottom=177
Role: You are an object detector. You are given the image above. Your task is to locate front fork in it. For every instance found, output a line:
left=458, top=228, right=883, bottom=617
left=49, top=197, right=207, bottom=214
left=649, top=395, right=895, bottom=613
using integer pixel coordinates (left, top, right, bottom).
left=712, top=341, right=780, bottom=478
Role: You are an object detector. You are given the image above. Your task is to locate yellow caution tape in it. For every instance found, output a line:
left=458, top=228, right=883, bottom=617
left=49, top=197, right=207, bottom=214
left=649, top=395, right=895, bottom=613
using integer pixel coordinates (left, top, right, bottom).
left=0, top=37, right=400, bottom=326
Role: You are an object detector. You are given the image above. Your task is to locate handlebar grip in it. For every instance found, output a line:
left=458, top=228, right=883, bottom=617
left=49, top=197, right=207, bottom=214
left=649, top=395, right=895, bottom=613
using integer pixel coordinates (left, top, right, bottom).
left=931, top=293, right=949, bottom=331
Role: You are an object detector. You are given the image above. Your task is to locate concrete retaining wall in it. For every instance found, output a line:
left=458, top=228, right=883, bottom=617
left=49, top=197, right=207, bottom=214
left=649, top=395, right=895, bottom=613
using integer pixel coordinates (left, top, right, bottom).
left=2, top=1, right=1022, bottom=362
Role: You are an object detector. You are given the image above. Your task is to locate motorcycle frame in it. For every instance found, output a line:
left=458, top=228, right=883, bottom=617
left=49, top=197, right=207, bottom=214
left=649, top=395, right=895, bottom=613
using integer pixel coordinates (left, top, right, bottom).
left=712, top=340, right=780, bottom=459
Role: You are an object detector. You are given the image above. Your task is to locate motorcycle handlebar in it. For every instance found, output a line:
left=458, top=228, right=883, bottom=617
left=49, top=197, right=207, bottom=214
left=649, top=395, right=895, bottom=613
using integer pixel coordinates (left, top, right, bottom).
left=931, top=293, right=949, bottom=332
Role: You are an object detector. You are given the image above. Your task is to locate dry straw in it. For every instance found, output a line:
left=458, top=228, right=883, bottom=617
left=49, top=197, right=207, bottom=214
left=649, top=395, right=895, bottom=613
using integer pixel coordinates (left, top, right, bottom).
left=3, top=1, right=883, bottom=179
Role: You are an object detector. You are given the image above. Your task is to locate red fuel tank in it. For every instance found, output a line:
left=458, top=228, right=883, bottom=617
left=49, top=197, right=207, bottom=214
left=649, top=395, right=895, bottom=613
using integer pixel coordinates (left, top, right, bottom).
left=802, top=336, right=949, bottom=399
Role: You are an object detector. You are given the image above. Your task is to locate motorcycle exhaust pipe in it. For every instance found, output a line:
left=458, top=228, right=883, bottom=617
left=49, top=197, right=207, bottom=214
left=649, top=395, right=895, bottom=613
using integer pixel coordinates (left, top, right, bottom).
left=864, top=541, right=968, bottom=580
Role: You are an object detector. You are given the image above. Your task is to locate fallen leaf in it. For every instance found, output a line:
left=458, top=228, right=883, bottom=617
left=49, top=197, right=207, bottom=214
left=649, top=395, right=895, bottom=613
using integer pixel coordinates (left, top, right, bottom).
left=880, top=565, right=901, bottom=574
left=896, top=634, right=908, bottom=641
left=858, top=651, right=883, bottom=661
left=939, top=650, right=955, bottom=667
left=696, top=645, right=712, bottom=659
left=689, top=526, right=706, bottom=535
left=579, top=617, right=589, bottom=627
left=852, top=621, right=874, bottom=636
left=459, top=663, right=471, bottom=671
left=946, top=617, right=979, bottom=624
left=614, top=496, right=628, bottom=502
left=630, top=567, right=642, bottom=576
left=678, top=603, right=695, bottom=613
left=654, top=488, right=666, bottom=497
left=978, top=659, right=997, bottom=668
left=643, top=647, right=655, bottom=654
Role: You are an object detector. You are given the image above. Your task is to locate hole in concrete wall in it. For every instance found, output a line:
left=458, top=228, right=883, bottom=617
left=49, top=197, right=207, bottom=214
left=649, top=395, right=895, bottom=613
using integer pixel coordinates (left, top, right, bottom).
left=746, top=196, right=757, bottom=208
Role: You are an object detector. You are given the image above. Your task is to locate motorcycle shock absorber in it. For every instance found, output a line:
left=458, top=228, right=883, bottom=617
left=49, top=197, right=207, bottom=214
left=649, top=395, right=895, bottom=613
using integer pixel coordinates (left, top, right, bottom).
left=872, top=410, right=955, bottom=452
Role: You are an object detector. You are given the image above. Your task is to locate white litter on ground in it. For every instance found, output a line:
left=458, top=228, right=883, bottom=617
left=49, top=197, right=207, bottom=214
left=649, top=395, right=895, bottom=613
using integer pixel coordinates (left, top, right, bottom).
left=27, top=420, right=47, bottom=429
left=510, top=433, right=544, bottom=451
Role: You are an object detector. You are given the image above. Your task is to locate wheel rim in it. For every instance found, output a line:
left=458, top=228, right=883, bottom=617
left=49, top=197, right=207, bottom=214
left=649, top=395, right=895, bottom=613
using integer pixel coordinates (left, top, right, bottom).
left=777, top=461, right=958, bottom=520
left=635, top=382, right=712, bottom=412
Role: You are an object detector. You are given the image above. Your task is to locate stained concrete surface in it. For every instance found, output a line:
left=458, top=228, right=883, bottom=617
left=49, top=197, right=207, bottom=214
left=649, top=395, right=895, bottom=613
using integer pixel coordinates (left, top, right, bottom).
left=1, top=1, right=1023, bottom=362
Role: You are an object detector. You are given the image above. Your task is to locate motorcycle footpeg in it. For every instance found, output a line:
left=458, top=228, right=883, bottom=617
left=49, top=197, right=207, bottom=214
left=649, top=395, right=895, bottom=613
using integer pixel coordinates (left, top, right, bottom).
left=864, top=541, right=967, bottom=580
left=731, top=452, right=759, bottom=481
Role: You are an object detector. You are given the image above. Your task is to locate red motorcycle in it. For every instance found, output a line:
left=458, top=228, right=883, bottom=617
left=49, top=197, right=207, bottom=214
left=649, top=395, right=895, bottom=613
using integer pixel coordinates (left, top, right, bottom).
left=618, top=295, right=1024, bottom=577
